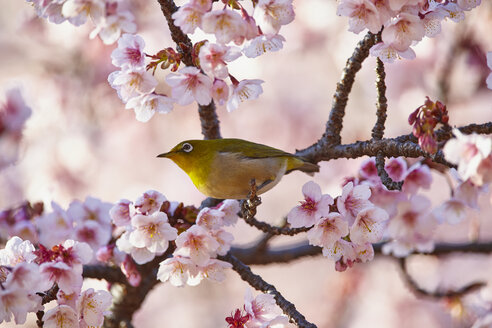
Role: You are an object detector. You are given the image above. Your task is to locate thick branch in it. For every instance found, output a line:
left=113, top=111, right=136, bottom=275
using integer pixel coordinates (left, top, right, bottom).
left=156, top=0, right=221, bottom=140
left=221, top=253, right=317, bottom=328
left=83, top=265, right=127, bottom=284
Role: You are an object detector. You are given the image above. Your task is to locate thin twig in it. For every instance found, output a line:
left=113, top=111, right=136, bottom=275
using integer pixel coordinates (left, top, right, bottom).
left=371, top=56, right=387, bottom=140
left=221, top=253, right=317, bottom=328
left=398, top=257, right=485, bottom=299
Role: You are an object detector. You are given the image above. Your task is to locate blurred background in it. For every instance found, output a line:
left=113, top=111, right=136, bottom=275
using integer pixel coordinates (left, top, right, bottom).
left=1, top=0, right=492, bottom=327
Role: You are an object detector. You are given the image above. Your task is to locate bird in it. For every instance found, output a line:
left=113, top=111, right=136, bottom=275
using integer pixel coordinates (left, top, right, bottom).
left=157, top=138, right=319, bottom=199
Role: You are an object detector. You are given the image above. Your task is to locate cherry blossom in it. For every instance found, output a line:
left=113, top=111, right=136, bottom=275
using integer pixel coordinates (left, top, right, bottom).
left=211, top=79, right=230, bottom=106
left=369, top=41, right=416, bottom=63
left=134, top=190, right=167, bottom=215
left=61, top=0, right=105, bottom=27
left=384, top=157, right=407, bottom=182
left=226, top=78, right=265, bottom=112
left=157, top=256, right=199, bottom=287
left=487, top=52, right=492, bottom=90
left=172, top=3, right=207, bottom=34
left=110, top=199, right=133, bottom=227
left=349, top=206, right=388, bottom=244
left=127, top=93, right=174, bottom=122
left=42, top=305, right=79, bottom=328
left=174, top=225, right=220, bottom=266
left=382, top=13, right=425, bottom=50
left=116, top=230, right=156, bottom=264
left=108, top=68, right=158, bottom=102
left=36, top=202, right=74, bottom=248
left=0, top=236, right=36, bottom=266
left=336, top=0, right=382, bottom=34
left=40, top=261, right=83, bottom=294
left=243, top=34, right=286, bottom=58
left=202, top=9, right=246, bottom=44
left=402, top=162, right=432, bottom=194
left=217, top=199, right=240, bottom=226
left=165, top=66, right=213, bottom=106
left=120, top=255, right=142, bottom=287
left=244, top=289, right=282, bottom=327
left=443, top=130, right=492, bottom=185
left=337, top=181, right=372, bottom=225
left=196, top=207, right=226, bottom=230
left=111, top=33, right=146, bottom=69
left=0, top=283, right=40, bottom=324
left=193, top=259, right=232, bottom=284
left=253, top=0, right=295, bottom=35
left=90, top=9, right=137, bottom=45
left=433, top=198, right=468, bottom=225
left=199, top=42, right=242, bottom=79
left=77, top=288, right=112, bottom=327
left=287, top=181, right=333, bottom=228
left=1, top=88, right=32, bottom=132
left=73, top=220, right=111, bottom=251
left=307, top=212, right=349, bottom=249
left=210, top=229, right=234, bottom=256
left=129, top=212, right=178, bottom=253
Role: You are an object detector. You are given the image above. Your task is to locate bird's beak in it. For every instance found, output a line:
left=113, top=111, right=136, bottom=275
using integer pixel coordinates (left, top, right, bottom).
left=157, top=152, right=171, bottom=158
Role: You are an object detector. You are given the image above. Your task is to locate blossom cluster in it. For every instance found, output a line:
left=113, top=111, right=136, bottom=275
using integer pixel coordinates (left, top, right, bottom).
left=0, top=88, right=32, bottom=170
left=109, top=190, right=240, bottom=287
left=337, top=0, right=482, bottom=63
left=0, top=236, right=112, bottom=326
left=26, top=0, right=136, bottom=44
left=287, top=180, right=388, bottom=271
left=108, top=34, right=174, bottom=122
left=226, top=289, right=295, bottom=328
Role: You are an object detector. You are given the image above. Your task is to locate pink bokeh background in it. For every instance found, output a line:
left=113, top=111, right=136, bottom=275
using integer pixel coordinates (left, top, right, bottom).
left=1, top=0, right=492, bottom=327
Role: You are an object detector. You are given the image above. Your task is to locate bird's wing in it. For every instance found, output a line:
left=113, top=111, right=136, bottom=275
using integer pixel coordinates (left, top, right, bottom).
left=217, top=139, right=295, bottom=159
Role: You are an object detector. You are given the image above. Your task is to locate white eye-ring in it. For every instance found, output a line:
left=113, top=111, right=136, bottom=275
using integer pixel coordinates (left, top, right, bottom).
left=182, top=142, right=193, bottom=153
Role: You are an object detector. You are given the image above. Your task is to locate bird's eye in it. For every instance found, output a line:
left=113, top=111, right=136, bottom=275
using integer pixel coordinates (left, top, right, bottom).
left=182, top=142, right=193, bottom=153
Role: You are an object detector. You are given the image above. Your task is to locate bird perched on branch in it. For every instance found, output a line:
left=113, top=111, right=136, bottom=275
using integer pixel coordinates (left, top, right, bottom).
left=158, top=138, right=319, bottom=199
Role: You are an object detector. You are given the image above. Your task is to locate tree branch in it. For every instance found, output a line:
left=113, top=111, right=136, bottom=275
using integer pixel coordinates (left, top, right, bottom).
left=156, top=0, right=221, bottom=140
left=221, top=253, right=317, bottom=328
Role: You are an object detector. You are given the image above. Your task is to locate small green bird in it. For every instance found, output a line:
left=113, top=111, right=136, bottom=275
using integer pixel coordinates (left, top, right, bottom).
left=157, top=138, right=319, bottom=199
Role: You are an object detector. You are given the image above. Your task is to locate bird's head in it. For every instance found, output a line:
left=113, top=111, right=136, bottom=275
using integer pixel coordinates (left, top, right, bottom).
left=157, top=140, right=211, bottom=173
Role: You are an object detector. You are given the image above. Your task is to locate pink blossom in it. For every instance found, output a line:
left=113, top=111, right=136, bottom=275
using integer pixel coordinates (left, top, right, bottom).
left=202, top=9, right=246, bottom=44
left=349, top=206, right=388, bottom=244
left=129, top=212, right=178, bottom=253
left=199, top=42, right=242, bottom=79
left=384, top=157, right=407, bottom=182
left=108, top=68, right=158, bottom=102
left=74, top=220, right=111, bottom=251
left=253, top=0, right=295, bottom=35
left=193, top=259, right=232, bottom=284
left=0, top=284, right=40, bottom=324
left=322, top=239, right=356, bottom=263
left=196, top=207, right=226, bottom=230
left=116, top=231, right=156, bottom=264
left=402, top=162, right=432, bottom=194
left=359, top=157, right=378, bottom=180
left=126, top=93, right=174, bottom=122
left=165, top=66, right=213, bottom=106
left=287, top=181, right=333, bottom=228
left=120, top=255, right=141, bottom=287
left=157, top=256, right=199, bottom=287
left=382, top=13, right=425, bottom=50
left=211, top=79, right=230, bottom=106
left=134, top=190, right=167, bottom=215
left=36, top=202, right=74, bottom=248
left=77, top=288, right=112, bottom=327
left=457, top=0, right=481, bottom=11
left=174, top=225, right=220, bottom=266
left=266, top=315, right=297, bottom=327
left=243, top=34, right=286, bottom=58
left=369, top=41, right=416, bottom=63
left=217, top=199, right=240, bottom=226
left=210, top=229, right=234, bottom=256
left=0, top=236, right=36, bottom=266
left=337, top=181, right=372, bottom=225
left=384, top=195, right=436, bottom=256
left=487, top=52, right=492, bottom=90
left=111, top=33, right=146, bottom=69
left=1, top=88, right=32, bottom=132
left=110, top=199, right=133, bottom=227
left=244, top=289, right=282, bottom=327
left=454, top=179, right=483, bottom=209
left=40, top=261, right=83, bottom=294
left=61, top=239, right=94, bottom=265
left=307, top=212, right=349, bottom=249
left=68, top=197, right=112, bottom=226
left=433, top=199, right=468, bottom=225
left=172, top=3, right=206, bottom=34
left=90, top=9, right=137, bottom=45
left=6, top=262, right=50, bottom=292
left=42, top=305, right=78, bottom=328
left=443, top=130, right=492, bottom=185
left=441, top=2, right=465, bottom=22
left=61, top=0, right=105, bottom=26
left=337, top=0, right=382, bottom=34
left=226, top=79, right=264, bottom=112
